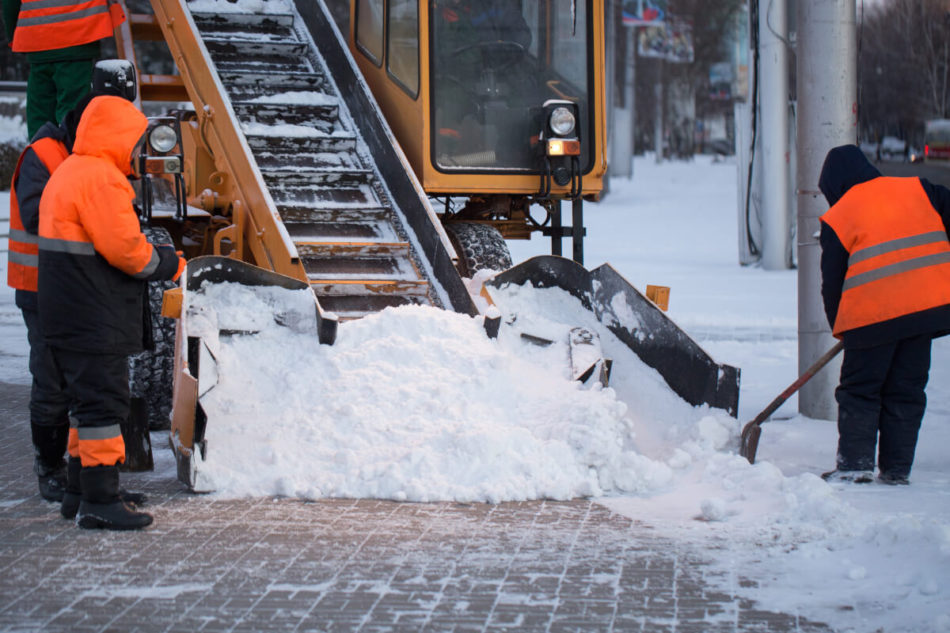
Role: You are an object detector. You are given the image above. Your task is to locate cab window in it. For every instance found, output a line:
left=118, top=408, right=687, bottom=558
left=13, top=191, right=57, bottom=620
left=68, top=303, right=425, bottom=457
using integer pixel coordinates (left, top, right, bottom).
left=430, top=0, right=592, bottom=173
left=387, top=0, right=419, bottom=97
left=356, top=0, right=384, bottom=65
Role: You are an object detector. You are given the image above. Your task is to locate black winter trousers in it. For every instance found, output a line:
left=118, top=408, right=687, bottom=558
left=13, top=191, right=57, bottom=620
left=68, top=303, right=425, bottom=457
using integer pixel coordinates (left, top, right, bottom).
left=835, top=334, right=931, bottom=477
left=20, top=306, right=70, bottom=470
left=49, top=349, right=130, bottom=468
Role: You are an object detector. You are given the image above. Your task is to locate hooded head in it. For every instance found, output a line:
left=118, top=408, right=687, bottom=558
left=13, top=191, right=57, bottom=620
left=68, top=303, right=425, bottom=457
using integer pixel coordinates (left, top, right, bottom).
left=72, top=95, right=148, bottom=177
left=61, top=84, right=135, bottom=152
left=818, top=144, right=881, bottom=207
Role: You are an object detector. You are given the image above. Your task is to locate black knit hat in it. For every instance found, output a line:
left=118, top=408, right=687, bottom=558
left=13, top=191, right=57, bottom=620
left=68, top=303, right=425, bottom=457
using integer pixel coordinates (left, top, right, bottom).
left=91, top=59, right=138, bottom=102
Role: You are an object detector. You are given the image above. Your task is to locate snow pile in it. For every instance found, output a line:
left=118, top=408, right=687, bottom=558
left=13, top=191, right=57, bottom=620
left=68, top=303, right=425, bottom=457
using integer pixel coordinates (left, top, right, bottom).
left=187, top=280, right=685, bottom=501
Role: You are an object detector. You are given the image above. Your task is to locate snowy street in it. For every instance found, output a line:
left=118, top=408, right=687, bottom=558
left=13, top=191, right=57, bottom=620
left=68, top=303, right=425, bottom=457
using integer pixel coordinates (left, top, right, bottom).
left=1, top=155, right=949, bottom=632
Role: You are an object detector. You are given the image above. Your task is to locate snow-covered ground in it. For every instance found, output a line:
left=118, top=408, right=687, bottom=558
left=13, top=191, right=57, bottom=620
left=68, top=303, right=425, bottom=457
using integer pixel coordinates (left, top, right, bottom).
left=2, top=155, right=948, bottom=633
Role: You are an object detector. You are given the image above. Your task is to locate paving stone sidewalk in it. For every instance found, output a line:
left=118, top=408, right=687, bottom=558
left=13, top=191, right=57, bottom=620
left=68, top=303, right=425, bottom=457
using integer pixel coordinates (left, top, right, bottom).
left=0, top=381, right=833, bottom=633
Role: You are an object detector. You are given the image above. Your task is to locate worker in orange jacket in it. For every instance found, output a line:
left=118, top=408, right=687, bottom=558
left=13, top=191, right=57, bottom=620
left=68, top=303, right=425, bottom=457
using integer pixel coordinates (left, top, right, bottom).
left=38, top=95, right=185, bottom=530
left=818, top=144, right=950, bottom=485
left=1, top=0, right=126, bottom=138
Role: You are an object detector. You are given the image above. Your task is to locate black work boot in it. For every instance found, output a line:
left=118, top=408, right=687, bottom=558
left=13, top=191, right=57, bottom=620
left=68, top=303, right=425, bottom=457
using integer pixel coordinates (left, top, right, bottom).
left=77, top=465, right=153, bottom=531
left=821, top=469, right=874, bottom=484
left=877, top=471, right=910, bottom=486
left=60, top=457, right=82, bottom=519
left=62, top=457, right=149, bottom=520
left=32, top=421, right=68, bottom=502
left=35, top=458, right=67, bottom=502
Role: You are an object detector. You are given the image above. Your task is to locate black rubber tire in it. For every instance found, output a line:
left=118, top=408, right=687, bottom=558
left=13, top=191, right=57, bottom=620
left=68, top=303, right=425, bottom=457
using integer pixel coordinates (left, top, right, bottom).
left=445, top=222, right=513, bottom=277
left=128, top=226, right=177, bottom=431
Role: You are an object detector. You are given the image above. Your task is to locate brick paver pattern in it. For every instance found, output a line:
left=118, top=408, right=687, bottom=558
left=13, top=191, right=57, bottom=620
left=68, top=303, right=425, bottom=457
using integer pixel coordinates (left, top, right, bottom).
left=0, top=381, right=832, bottom=632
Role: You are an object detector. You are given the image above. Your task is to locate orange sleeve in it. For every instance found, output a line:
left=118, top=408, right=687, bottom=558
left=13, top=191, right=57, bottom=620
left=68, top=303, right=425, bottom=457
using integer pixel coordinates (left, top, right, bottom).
left=77, top=177, right=157, bottom=278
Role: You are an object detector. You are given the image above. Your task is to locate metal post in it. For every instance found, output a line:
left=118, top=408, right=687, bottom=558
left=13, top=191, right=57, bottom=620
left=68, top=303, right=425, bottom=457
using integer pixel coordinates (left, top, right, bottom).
left=630, top=35, right=637, bottom=176
left=605, top=0, right=619, bottom=178
left=796, top=0, right=856, bottom=419
left=654, top=61, right=663, bottom=162
left=550, top=201, right=563, bottom=257
left=610, top=16, right=634, bottom=178
left=759, top=0, right=789, bottom=270
left=572, top=197, right=584, bottom=265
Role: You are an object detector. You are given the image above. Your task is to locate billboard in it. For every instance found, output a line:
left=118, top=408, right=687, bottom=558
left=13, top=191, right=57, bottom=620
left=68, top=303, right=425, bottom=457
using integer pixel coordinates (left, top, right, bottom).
left=622, top=0, right=666, bottom=26
left=637, top=18, right=693, bottom=63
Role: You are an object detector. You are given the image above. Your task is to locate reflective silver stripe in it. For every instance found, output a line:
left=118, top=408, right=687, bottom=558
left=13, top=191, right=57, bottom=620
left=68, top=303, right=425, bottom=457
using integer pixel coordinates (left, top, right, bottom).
left=69, top=416, right=79, bottom=429
left=77, top=424, right=122, bottom=441
left=39, top=236, right=96, bottom=255
left=849, top=231, right=949, bottom=266
left=132, top=247, right=160, bottom=279
left=9, top=228, right=38, bottom=244
left=843, top=252, right=950, bottom=291
left=20, top=0, right=88, bottom=10
left=17, top=4, right=109, bottom=27
left=8, top=250, right=38, bottom=267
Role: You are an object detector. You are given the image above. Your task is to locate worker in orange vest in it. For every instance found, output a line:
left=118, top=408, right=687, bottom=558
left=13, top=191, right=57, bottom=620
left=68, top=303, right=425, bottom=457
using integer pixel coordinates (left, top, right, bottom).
left=7, top=97, right=74, bottom=502
left=818, top=144, right=950, bottom=485
left=38, top=95, right=185, bottom=530
left=1, top=0, right=126, bottom=138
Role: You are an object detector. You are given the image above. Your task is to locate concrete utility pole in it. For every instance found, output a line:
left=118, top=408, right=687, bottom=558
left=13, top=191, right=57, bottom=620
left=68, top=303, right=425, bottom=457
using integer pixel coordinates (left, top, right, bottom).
left=796, top=0, right=856, bottom=419
left=610, top=25, right=637, bottom=178
left=654, top=60, right=663, bottom=162
left=759, top=0, right=790, bottom=270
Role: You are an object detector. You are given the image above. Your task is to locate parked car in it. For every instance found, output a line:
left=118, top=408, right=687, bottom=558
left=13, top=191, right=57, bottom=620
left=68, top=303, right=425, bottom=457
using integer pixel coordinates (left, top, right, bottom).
left=878, top=136, right=907, bottom=160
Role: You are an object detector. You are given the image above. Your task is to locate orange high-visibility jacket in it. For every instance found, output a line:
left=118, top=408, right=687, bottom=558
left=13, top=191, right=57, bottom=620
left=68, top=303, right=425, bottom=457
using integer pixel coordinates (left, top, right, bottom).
left=38, top=95, right=184, bottom=354
left=11, top=0, right=125, bottom=53
left=38, top=96, right=183, bottom=468
left=7, top=136, right=68, bottom=292
left=821, top=177, right=950, bottom=336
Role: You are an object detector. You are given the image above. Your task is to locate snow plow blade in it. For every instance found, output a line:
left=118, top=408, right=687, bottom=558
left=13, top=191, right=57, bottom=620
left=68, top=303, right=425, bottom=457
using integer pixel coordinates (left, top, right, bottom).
left=488, top=256, right=740, bottom=416
left=183, top=256, right=338, bottom=345
left=169, top=256, right=338, bottom=491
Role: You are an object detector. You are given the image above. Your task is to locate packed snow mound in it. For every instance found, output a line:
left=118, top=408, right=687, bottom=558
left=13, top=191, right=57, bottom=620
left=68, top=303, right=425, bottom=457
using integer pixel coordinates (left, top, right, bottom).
left=186, top=279, right=734, bottom=501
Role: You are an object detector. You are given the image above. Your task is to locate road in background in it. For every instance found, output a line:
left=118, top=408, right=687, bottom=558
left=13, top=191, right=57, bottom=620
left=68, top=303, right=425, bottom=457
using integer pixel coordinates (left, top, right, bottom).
left=878, top=161, right=950, bottom=187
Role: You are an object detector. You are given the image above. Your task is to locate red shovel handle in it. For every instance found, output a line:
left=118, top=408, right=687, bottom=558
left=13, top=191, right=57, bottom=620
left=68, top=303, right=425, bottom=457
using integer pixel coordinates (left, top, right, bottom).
left=749, top=341, right=844, bottom=427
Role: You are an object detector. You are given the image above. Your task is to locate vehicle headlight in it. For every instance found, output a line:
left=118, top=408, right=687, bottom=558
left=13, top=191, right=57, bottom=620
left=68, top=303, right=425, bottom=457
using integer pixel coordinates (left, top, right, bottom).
left=148, top=124, right=178, bottom=153
left=549, top=107, right=576, bottom=137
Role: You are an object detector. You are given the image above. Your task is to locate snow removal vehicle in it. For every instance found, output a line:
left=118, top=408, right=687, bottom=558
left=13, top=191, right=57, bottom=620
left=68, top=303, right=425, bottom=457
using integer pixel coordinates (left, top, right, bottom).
left=106, top=0, right=739, bottom=489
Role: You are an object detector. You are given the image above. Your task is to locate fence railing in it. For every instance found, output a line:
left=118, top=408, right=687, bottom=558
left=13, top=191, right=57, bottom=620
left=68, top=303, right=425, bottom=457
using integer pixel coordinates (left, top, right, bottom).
left=0, top=81, right=27, bottom=93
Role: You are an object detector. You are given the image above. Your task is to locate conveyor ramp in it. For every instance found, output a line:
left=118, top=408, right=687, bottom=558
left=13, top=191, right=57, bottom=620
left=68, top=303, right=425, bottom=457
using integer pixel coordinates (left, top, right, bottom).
left=152, top=0, right=476, bottom=319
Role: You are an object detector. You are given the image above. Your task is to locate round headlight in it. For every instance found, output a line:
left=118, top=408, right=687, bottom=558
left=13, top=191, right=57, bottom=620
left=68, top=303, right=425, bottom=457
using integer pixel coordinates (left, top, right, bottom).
left=549, top=107, right=576, bottom=136
left=148, top=124, right=178, bottom=153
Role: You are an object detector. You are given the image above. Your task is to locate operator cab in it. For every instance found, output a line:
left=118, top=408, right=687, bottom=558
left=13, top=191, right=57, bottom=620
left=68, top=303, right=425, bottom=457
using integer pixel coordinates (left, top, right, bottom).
left=351, top=0, right=606, bottom=264
left=429, top=1, right=592, bottom=182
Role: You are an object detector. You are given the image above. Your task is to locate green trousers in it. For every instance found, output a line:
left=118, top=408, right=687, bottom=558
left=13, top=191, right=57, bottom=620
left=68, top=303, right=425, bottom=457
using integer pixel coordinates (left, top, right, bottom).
left=26, top=59, right=95, bottom=140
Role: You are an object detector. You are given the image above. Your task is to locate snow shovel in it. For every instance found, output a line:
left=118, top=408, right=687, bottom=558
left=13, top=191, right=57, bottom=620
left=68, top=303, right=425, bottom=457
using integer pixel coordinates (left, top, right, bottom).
left=739, top=341, right=844, bottom=464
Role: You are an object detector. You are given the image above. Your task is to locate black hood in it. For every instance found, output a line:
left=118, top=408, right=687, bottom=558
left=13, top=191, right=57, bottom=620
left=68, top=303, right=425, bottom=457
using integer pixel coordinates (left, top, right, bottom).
left=818, top=144, right=882, bottom=206
left=60, top=92, right=97, bottom=152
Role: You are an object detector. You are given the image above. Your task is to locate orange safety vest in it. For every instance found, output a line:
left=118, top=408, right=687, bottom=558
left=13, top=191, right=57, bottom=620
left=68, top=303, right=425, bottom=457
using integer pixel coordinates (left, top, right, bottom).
left=6, top=137, right=69, bottom=292
left=10, top=0, right=125, bottom=53
left=822, top=177, right=950, bottom=335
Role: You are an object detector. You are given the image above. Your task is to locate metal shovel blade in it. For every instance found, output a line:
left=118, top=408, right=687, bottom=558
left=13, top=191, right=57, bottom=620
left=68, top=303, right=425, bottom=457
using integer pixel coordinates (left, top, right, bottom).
left=739, top=420, right=762, bottom=464
left=737, top=341, right=843, bottom=465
